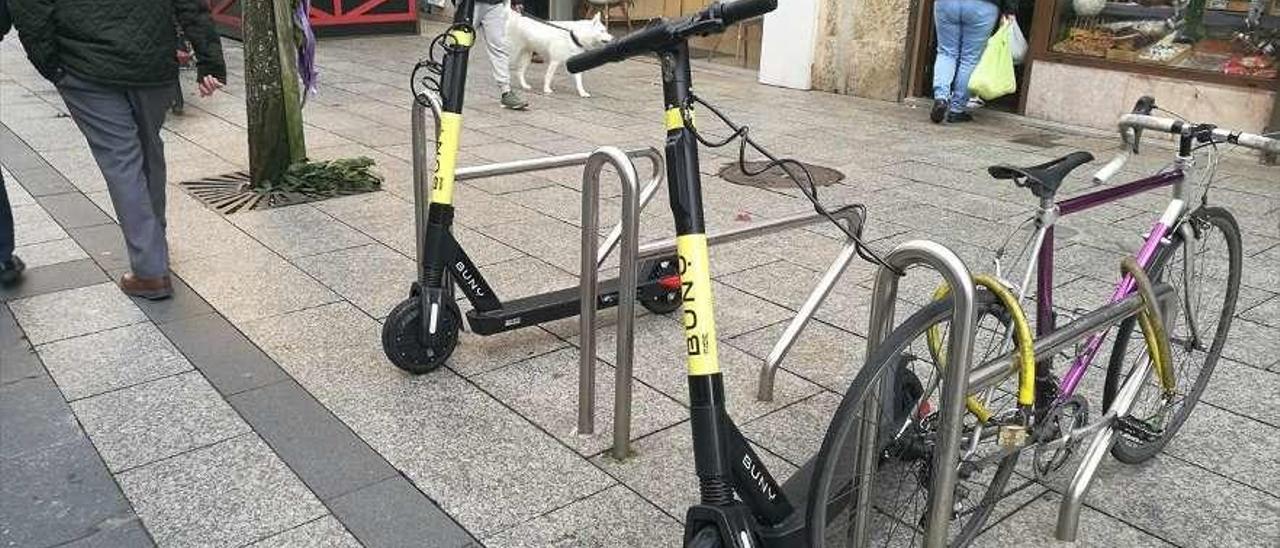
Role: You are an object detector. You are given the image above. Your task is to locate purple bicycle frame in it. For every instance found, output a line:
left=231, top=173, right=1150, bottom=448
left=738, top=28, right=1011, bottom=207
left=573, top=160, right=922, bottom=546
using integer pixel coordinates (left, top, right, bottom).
left=1034, top=169, right=1186, bottom=402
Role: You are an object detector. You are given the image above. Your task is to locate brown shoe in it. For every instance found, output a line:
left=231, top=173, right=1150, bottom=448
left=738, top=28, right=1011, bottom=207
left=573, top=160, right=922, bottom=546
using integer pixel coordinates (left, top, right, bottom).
left=120, top=273, right=173, bottom=300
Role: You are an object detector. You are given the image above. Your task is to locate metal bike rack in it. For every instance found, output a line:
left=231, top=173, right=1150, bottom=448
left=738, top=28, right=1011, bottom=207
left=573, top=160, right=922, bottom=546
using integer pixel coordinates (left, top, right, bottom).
left=598, top=206, right=868, bottom=459
left=410, top=95, right=665, bottom=447
left=846, top=241, right=979, bottom=548
left=753, top=209, right=865, bottom=401
left=415, top=94, right=880, bottom=461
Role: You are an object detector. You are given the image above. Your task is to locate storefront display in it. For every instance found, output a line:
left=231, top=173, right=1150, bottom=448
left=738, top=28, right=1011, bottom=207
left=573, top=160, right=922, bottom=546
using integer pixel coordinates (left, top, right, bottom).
left=1041, top=0, right=1278, bottom=84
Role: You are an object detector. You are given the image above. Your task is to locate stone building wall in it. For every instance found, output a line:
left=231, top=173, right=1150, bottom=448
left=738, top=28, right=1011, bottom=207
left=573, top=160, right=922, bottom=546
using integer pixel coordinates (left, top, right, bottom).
left=812, top=0, right=915, bottom=101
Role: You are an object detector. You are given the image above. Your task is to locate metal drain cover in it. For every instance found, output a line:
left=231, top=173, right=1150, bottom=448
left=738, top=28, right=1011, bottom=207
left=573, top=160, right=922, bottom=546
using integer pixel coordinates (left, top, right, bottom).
left=719, top=161, right=844, bottom=189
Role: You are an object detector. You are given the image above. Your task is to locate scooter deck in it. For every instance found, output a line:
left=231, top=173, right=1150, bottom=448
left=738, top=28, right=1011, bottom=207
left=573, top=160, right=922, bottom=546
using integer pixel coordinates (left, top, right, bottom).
left=465, top=275, right=657, bottom=335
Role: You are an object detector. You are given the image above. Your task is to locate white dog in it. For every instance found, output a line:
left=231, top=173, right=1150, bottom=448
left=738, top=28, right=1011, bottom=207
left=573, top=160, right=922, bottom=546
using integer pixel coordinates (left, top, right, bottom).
left=506, top=10, right=614, bottom=98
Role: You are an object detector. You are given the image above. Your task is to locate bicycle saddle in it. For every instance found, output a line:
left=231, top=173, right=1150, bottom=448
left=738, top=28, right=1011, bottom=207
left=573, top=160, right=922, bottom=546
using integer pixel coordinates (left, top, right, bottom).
left=988, top=151, right=1095, bottom=200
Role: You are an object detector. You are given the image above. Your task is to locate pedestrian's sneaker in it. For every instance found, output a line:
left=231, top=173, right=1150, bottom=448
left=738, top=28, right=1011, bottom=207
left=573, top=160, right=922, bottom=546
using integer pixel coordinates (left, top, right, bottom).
left=0, top=255, right=25, bottom=288
left=501, top=91, right=529, bottom=111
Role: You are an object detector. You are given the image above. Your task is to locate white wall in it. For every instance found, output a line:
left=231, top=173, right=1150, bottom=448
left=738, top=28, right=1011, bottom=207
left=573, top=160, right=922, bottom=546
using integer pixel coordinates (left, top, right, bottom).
left=758, top=0, right=819, bottom=90
left=1026, top=61, right=1275, bottom=134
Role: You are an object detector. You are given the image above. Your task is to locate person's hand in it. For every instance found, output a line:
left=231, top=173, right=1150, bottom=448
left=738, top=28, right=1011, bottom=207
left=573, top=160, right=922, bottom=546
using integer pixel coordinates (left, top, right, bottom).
left=198, top=75, right=224, bottom=97
left=1002, top=13, right=1016, bottom=25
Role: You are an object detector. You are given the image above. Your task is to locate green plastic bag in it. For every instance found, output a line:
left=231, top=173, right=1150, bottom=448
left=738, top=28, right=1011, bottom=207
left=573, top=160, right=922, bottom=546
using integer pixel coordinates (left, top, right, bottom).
left=968, top=21, right=1017, bottom=101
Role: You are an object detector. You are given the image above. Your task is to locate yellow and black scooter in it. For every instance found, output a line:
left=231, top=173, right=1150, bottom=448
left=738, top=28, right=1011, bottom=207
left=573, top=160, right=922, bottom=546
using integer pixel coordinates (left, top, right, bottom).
left=381, top=0, right=682, bottom=374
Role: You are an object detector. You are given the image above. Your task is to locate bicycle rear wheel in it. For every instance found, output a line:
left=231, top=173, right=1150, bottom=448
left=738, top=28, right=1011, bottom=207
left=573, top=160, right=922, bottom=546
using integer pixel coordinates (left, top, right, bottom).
left=1104, top=206, right=1241, bottom=463
left=807, top=290, right=1028, bottom=547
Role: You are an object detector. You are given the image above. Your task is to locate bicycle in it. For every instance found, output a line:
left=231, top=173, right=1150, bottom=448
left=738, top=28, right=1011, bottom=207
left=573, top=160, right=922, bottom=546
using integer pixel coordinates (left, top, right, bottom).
left=808, top=99, right=1280, bottom=546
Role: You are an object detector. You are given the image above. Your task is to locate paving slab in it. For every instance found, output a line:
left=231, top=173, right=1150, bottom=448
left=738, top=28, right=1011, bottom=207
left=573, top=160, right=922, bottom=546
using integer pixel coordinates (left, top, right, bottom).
left=157, top=312, right=290, bottom=396
left=592, top=422, right=797, bottom=521
left=124, top=274, right=217, bottom=325
left=241, top=301, right=615, bottom=535
left=975, top=491, right=1170, bottom=547
left=574, top=313, right=824, bottom=423
left=473, top=347, right=687, bottom=456
left=327, top=477, right=475, bottom=548
left=294, top=243, right=416, bottom=320
left=11, top=202, right=67, bottom=247
left=1219, top=318, right=1280, bottom=369
left=1162, top=404, right=1280, bottom=497
left=38, top=322, right=192, bottom=401
left=229, top=204, right=374, bottom=259
left=65, top=223, right=129, bottom=273
left=0, top=305, right=43, bottom=386
left=246, top=516, right=361, bottom=548
left=0, top=374, right=82, bottom=460
left=0, top=436, right=148, bottom=548
left=739, top=392, right=842, bottom=467
left=1200, top=358, right=1280, bottom=427
left=8, top=282, right=146, bottom=345
left=228, top=378, right=397, bottom=500
left=727, top=319, right=866, bottom=395
left=483, top=484, right=681, bottom=547
left=12, top=237, right=88, bottom=269
left=117, top=433, right=326, bottom=548
left=35, top=192, right=114, bottom=229
left=72, top=372, right=250, bottom=472
left=445, top=326, right=570, bottom=378
left=1042, top=453, right=1280, bottom=547
left=172, top=249, right=339, bottom=323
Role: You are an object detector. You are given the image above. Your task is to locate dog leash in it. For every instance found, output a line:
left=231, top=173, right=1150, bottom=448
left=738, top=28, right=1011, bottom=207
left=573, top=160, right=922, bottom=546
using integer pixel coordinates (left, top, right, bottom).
left=517, top=10, right=586, bottom=48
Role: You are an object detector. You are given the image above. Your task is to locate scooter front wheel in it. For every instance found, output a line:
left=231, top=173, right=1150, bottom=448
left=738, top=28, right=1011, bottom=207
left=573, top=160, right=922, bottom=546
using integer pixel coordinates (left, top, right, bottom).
left=382, top=296, right=461, bottom=374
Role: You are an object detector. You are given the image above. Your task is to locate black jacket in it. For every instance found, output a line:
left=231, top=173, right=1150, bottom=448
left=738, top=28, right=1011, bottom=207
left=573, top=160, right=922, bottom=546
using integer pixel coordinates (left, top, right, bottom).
left=9, top=0, right=226, bottom=87
left=982, top=0, right=1018, bottom=14
left=1, top=0, right=10, bottom=40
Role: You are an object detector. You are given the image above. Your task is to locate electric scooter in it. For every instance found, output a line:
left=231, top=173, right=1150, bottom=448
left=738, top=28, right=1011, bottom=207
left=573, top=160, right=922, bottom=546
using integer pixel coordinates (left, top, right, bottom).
left=381, top=0, right=681, bottom=374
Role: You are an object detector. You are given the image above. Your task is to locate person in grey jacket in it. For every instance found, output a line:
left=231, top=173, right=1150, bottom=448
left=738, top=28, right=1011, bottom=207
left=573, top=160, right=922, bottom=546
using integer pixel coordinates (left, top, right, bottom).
left=930, top=0, right=1015, bottom=124
left=10, top=0, right=226, bottom=299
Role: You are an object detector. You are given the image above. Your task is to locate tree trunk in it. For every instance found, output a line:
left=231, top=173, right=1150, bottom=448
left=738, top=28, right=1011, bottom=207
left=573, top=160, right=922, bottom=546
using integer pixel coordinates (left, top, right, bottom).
left=243, top=0, right=307, bottom=186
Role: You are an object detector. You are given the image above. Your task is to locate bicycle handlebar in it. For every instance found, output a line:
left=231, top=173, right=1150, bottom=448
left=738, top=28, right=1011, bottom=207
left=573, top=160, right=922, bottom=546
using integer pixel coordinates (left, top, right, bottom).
left=1093, top=101, right=1280, bottom=184
left=566, top=0, right=777, bottom=74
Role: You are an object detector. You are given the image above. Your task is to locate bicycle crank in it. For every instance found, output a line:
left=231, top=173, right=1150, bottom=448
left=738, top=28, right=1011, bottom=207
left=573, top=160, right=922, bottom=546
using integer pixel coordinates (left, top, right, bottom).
left=1033, top=395, right=1089, bottom=478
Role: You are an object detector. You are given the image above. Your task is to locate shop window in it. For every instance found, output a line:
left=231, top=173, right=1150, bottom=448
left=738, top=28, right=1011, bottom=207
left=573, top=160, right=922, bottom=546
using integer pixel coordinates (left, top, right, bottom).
left=1041, top=0, right=1278, bottom=85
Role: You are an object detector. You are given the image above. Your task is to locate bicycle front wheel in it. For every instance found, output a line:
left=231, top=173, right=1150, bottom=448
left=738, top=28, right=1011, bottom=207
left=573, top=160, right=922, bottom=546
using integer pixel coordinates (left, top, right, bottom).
left=807, top=289, right=1027, bottom=548
left=1104, top=206, right=1242, bottom=463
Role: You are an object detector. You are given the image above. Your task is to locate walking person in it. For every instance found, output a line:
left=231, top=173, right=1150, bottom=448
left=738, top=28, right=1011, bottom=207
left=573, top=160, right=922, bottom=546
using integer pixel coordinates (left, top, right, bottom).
left=474, top=0, right=529, bottom=110
left=9, top=0, right=226, bottom=299
left=930, top=0, right=1014, bottom=124
left=0, top=0, right=26, bottom=288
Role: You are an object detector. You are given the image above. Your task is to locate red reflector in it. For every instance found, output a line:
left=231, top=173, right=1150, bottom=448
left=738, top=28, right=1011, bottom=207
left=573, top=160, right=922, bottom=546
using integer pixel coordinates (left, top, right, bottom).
left=917, top=401, right=933, bottom=417
left=658, top=275, right=682, bottom=291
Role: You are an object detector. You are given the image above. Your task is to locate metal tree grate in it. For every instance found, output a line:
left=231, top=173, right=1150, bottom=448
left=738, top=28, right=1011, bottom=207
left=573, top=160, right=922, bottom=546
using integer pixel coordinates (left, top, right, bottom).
left=718, top=161, right=844, bottom=189
left=180, top=171, right=378, bottom=214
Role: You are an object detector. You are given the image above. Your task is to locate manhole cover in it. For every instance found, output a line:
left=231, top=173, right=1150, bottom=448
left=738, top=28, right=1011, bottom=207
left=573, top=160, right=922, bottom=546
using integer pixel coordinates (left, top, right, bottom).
left=1008, top=132, right=1064, bottom=149
left=719, top=161, right=844, bottom=189
left=180, top=171, right=378, bottom=214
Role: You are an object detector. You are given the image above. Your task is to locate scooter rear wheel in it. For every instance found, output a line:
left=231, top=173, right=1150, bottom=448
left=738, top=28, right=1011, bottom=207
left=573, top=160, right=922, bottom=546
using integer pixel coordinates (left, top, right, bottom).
left=640, top=257, right=682, bottom=315
left=382, top=296, right=461, bottom=374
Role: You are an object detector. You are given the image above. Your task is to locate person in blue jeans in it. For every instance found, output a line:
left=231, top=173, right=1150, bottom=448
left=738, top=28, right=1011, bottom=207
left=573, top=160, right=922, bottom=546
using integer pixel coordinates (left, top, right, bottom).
left=0, top=0, right=25, bottom=288
left=931, top=0, right=1014, bottom=124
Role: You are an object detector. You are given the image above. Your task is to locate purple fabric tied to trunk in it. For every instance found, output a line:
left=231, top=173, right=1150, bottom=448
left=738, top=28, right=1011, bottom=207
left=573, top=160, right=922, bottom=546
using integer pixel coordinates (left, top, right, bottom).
left=294, top=0, right=318, bottom=104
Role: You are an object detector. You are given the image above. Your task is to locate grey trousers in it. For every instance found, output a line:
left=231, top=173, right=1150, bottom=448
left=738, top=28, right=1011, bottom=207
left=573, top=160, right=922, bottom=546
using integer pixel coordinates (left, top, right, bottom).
left=58, top=74, right=174, bottom=278
left=474, top=1, right=512, bottom=94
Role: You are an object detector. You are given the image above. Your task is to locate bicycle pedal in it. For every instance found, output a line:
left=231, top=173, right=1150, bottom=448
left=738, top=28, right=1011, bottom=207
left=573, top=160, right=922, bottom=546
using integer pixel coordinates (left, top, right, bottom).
left=998, top=425, right=1029, bottom=449
left=1116, top=416, right=1163, bottom=442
